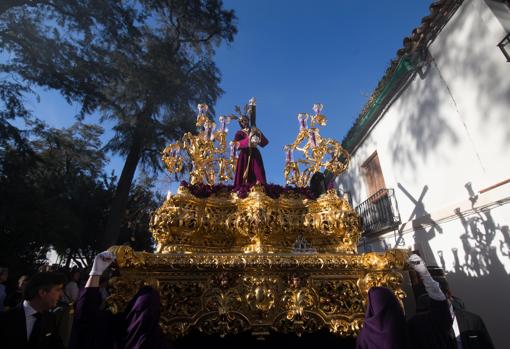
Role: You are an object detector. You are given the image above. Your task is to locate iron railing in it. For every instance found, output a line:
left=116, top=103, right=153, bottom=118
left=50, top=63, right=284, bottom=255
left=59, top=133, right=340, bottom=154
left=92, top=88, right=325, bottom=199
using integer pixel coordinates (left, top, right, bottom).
left=355, top=188, right=401, bottom=235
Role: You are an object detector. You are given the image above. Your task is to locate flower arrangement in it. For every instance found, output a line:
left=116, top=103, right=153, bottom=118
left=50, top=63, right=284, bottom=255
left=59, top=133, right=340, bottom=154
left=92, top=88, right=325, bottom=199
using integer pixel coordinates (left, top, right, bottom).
left=179, top=181, right=317, bottom=200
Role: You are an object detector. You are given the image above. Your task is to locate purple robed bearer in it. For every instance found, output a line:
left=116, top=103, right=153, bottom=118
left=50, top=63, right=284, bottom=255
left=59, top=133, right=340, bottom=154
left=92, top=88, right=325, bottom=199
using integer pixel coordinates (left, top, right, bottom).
left=71, top=286, right=170, bottom=349
left=356, top=254, right=454, bottom=349
left=70, top=251, right=171, bottom=349
left=356, top=287, right=406, bottom=349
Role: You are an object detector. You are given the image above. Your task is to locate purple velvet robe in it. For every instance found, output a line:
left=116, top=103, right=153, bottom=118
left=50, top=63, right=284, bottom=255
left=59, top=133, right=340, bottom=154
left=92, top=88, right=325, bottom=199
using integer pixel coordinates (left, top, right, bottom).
left=70, top=286, right=171, bottom=349
left=233, top=129, right=268, bottom=189
left=356, top=287, right=454, bottom=349
left=356, top=287, right=406, bottom=349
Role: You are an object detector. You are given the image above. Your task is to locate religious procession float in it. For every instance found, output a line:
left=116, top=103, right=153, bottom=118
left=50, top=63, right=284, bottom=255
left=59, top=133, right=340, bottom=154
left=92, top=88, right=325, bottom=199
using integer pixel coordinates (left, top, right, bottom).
left=107, top=99, right=409, bottom=340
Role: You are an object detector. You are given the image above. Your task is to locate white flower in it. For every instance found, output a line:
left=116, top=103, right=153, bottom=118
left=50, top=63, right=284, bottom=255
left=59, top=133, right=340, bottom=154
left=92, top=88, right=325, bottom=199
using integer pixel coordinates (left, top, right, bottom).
left=312, top=103, right=323, bottom=115
left=197, top=103, right=209, bottom=114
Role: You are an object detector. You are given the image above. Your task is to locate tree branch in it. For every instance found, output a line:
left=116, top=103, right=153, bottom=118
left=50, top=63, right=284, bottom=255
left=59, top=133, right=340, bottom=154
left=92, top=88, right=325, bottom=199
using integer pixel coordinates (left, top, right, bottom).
left=179, top=30, right=221, bottom=45
left=0, top=0, right=34, bottom=16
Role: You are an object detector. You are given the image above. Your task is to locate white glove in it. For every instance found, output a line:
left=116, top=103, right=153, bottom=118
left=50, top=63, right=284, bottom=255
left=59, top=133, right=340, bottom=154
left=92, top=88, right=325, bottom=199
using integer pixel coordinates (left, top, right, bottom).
left=89, top=251, right=115, bottom=276
left=408, top=254, right=428, bottom=274
left=407, top=254, right=445, bottom=301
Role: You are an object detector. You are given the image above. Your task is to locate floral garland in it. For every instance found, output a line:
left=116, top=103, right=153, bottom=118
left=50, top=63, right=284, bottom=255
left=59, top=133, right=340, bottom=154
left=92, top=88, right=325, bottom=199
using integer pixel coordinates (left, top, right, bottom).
left=179, top=181, right=317, bottom=200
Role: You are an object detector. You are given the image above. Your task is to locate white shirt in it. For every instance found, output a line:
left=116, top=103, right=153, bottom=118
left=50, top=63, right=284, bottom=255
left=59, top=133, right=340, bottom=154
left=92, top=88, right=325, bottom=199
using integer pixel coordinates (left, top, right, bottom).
left=22, top=300, right=38, bottom=340
left=449, top=301, right=464, bottom=349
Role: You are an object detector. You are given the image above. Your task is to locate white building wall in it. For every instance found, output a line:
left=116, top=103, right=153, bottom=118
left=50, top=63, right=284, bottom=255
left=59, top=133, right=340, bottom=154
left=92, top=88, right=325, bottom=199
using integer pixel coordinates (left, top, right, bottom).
left=429, top=0, right=510, bottom=191
left=337, top=1, right=510, bottom=347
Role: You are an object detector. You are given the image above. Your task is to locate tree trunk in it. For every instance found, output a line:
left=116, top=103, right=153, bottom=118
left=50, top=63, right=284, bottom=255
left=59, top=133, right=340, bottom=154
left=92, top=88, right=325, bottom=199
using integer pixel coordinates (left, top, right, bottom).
left=102, top=130, right=144, bottom=248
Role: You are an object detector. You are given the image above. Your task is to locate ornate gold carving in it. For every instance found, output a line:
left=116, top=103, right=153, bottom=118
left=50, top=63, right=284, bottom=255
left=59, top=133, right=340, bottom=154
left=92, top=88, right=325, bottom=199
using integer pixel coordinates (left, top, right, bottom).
left=106, top=274, right=159, bottom=314
left=281, top=276, right=315, bottom=321
left=357, top=271, right=406, bottom=302
left=284, top=105, right=351, bottom=187
left=196, top=312, right=249, bottom=338
left=274, top=312, right=324, bottom=337
left=107, top=101, right=410, bottom=340
left=244, top=276, right=278, bottom=312
left=107, top=246, right=409, bottom=339
left=316, top=279, right=364, bottom=315
left=151, top=185, right=361, bottom=254
left=107, top=245, right=144, bottom=267
left=162, top=104, right=235, bottom=185
left=329, top=317, right=364, bottom=336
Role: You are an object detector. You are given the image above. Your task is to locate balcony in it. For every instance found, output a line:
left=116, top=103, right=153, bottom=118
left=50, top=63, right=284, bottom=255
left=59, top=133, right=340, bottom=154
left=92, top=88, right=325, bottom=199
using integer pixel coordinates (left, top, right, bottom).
left=355, top=188, right=401, bottom=235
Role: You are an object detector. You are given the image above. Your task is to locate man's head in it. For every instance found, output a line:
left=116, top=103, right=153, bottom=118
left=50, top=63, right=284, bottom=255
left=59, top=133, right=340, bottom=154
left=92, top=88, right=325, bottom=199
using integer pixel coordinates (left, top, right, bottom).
left=238, top=116, right=249, bottom=129
left=24, top=272, right=65, bottom=311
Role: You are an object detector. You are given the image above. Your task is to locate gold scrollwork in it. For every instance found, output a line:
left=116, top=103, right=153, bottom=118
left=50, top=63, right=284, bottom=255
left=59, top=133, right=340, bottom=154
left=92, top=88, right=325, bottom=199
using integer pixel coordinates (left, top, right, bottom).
left=162, top=104, right=235, bottom=186
left=357, top=271, right=407, bottom=307
left=316, top=279, right=364, bottom=315
left=329, top=317, right=364, bottom=336
left=281, top=276, right=316, bottom=321
left=151, top=185, right=362, bottom=254
left=106, top=248, right=407, bottom=340
left=274, top=312, right=324, bottom=337
left=196, top=312, right=250, bottom=338
left=284, top=105, right=351, bottom=187
left=244, top=276, right=278, bottom=313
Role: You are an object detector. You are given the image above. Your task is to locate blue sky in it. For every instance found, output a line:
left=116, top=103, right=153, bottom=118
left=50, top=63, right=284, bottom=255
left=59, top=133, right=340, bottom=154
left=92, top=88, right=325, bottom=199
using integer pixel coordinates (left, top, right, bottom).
left=27, top=1, right=432, bottom=192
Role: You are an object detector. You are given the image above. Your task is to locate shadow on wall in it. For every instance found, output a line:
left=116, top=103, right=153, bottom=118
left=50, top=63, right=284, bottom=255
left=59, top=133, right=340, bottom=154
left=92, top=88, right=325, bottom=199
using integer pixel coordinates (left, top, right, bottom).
left=388, top=55, right=459, bottom=172
left=389, top=1, right=510, bottom=173
left=358, top=183, right=442, bottom=259
left=358, top=181, right=510, bottom=345
left=395, top=183, right=442, bottom=266
left=444, top=182, right=510, bottom=277
left=438, top=186, right=510, bottom=348
left=444, top=215, right=510, bottom=348
left=436, top=0, right=510, bottom=144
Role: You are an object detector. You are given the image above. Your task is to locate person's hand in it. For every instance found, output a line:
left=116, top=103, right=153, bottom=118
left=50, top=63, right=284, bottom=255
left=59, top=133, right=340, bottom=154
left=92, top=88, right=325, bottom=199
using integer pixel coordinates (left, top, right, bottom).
left=407, top=254, right=429, bottom=275
left=250, top=135, right=261, bottom=146
left=89, top=251, right=115, bottom=276
left=408, top=254, right=445, bottom=301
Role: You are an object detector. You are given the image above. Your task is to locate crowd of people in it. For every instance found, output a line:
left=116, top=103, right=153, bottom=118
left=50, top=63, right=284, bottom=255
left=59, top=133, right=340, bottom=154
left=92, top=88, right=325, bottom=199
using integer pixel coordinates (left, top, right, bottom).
left=0, top=252, right=494, bottom=349
left=0, top=257, right=111, bottom=349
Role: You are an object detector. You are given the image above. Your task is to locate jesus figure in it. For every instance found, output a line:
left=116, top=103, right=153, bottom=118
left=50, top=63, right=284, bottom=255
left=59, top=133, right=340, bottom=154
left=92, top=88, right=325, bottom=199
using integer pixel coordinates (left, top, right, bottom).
left=233, top=101, right=269, bottom=189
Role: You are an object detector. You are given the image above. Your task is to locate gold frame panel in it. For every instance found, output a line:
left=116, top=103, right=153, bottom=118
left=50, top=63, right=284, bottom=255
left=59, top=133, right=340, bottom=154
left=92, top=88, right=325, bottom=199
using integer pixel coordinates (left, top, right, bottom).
left=107, top=246, right=409, bottom=339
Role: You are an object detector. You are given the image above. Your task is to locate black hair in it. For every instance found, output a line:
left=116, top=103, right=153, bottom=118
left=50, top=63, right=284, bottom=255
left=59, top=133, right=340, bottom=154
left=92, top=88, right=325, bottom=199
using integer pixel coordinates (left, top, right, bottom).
left=24, top=272, right=66, bottom=300
left=310, top=172, right=326, bottom=197
left=238, top=116, right=249, bottom=128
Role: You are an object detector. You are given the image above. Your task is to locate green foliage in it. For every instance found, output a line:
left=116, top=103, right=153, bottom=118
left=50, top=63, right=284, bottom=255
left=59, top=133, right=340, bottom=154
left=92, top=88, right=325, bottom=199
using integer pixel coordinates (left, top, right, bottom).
left=0, top=80, right=34, bottom=149
left=0, top=122, right=161, bottom=274
left=0, top=1, right=237, bottom=244
left=1, top=0, right=237, bottom=170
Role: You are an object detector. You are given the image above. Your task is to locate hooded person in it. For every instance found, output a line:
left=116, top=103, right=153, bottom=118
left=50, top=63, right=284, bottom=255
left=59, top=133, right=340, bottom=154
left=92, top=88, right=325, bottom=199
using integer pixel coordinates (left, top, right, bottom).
left=356, top=286, right=406, bottom=349
left=356, top=254, right=453, bottom=349
left=70, top=252, right=171, bottom=349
